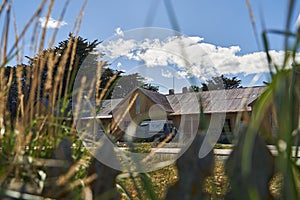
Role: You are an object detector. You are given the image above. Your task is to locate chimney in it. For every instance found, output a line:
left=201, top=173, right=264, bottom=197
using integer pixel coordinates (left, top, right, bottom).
left=169, top=89, right=174, bottom=95
left=182, top=87, right=188, bottom=93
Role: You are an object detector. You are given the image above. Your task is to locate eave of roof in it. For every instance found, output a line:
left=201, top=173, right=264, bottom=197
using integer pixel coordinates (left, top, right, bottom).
left=81, top=115, right=112, bottom=119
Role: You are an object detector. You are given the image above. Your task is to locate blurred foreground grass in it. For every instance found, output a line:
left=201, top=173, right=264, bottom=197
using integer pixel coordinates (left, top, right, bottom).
left=117, top=159, right=284, bottom=200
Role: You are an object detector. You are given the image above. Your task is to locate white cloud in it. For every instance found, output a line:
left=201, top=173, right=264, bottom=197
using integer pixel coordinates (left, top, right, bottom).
left=161, top=69, right=173, bottom=78
left=39, top=17, right=67, bottom=29
left=115, top=27, right=124, bottom=37
left=144, top=77, right=154, bottom=82
left=176, top=71, right=188, bottom=79
left=98, top=38, right=138, bottom=61
left=116, top=62, right=122, bottom=68
left=98, top=33, right=299, bottom=80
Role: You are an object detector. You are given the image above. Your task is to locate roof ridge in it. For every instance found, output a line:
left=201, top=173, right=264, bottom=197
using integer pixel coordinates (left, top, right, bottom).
left=164, top=85, right=266, bottom=96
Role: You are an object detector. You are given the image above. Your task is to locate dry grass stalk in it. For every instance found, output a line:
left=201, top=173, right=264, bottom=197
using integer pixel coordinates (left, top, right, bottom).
left=63, top=36, right=78, bottom=98
left=1, top=1, right=10, bottom=65
left=95, top=58, right=104, bottom=105
left=59, top=173, right=98, bottom=197
left=56, top=150, right=91, bottom=186
left=38, top=0, right=55, bottom=53
left=48, top=0, right=70, bottom=47
left=110, top=93, right=138, bottom=134
left=6, top=0, right=47, bottom=60
left=99, top=70, right=121, bottom=101
left=142, top=132, right=175, bottom=163
left=0, top=1, right=105, bottom=198
left=0, top=0, right=9, bottom=14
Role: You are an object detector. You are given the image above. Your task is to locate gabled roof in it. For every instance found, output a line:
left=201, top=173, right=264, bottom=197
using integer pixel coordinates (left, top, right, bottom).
left=138, top=88, right=174, bottom=112
left=110, top=87, right=174, bottom=114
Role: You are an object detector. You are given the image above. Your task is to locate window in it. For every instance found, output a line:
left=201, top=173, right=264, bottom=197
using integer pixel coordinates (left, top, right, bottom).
left=136, top=95, right=140, bottom=114
left=222, top=119, right=232, bottom=133
left=219, top=119, right=232, bottom=144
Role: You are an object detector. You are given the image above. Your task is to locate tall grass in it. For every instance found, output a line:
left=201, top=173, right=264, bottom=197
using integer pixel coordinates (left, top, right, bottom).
left=0, top=0, right=103, bottom=199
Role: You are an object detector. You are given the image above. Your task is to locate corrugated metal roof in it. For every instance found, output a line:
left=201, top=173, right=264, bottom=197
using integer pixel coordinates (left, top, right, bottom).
left=167, top=92, right=200, bottom=115
left=167, top=86, right=265, bottom=115
left=97, top=98, right=123, bottom=118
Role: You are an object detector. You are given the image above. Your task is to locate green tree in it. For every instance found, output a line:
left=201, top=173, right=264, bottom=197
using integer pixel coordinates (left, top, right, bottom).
left=29, top=34, right=101, bottom=100
left=98, top=67, right=123, bottom=99
left=6, top=34, right=101, bottom=119
left=111, top=73, right=147, bottom=98
left=5, top=64, right=31, bottom=120
left=23, top=33, right=100, bottom=103
left=110, top=73, right=159, bottom=98
left=202, top=75, right=242, bottom=91
left=142, top=83, right=159, bottom=92
left=189, top=85, right=201, bottom=92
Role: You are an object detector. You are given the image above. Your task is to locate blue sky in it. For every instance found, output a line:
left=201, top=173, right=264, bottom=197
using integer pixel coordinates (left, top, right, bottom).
left=6, top=0, right=300, bottom=92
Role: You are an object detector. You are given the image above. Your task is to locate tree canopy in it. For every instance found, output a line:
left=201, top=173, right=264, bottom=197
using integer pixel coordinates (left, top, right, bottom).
left=27, top=34, right=101, bottom=99
left=189, top=85, right=201, bottom=92
left=110, top=73, right=159, bottom=99
left=5, top=34, right=159, bottom=118
left=201, top=75, right=242, bottom=91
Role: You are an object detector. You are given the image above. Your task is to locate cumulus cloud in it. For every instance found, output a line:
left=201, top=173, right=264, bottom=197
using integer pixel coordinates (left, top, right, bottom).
left=115, top=27, right=124, bottom=37
left=98, top=33, right=299, bottom=80
left=39, top=17, right=67, bottom=29
left=176, top=71, right=189, bottom=79
left=116, top=62, right=122, bottom=68
left=144, top=77, right=154, bottom=82
left=161, top=69, right=173, bottom=78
